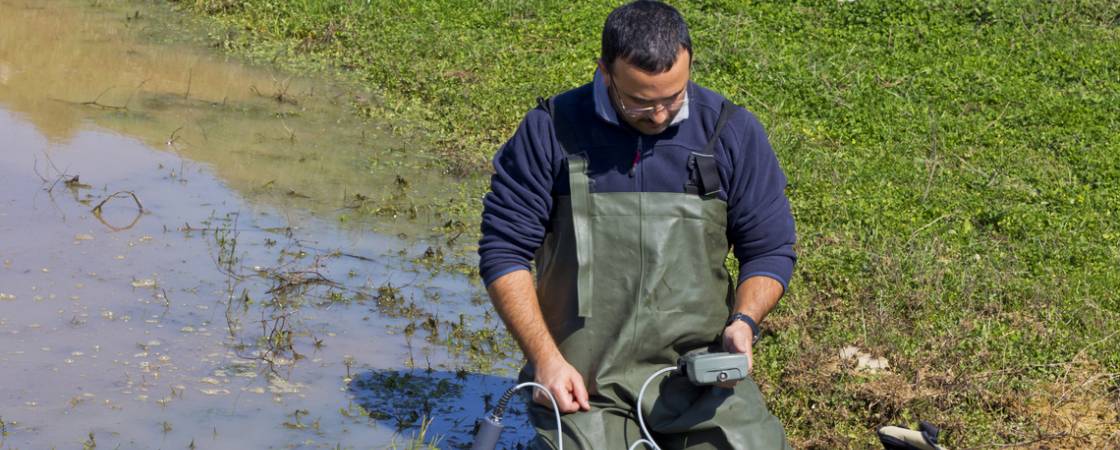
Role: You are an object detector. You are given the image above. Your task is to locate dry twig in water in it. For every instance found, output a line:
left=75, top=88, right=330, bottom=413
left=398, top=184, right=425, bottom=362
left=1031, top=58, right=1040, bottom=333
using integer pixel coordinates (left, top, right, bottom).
left=91, top=190, right=144, bottom=215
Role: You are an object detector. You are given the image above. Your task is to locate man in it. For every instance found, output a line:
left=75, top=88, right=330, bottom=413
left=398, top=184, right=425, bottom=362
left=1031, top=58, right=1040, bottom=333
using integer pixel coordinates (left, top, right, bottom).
left=478, top=1, right=796, bottom=448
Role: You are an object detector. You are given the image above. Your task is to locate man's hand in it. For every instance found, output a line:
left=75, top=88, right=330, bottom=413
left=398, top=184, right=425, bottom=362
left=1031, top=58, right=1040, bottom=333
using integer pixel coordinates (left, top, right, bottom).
left=485, top=270, right=591, bottom=413
left=534, top=355, right=591, bottom=413
left=717, top=276, right=784, bottom=388
left=719, top=320, right=755, bottom=388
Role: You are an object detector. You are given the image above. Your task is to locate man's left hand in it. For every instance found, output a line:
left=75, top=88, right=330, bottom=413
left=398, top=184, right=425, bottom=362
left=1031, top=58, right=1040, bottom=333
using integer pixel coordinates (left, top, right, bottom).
left=718, top=320, right=755, bottom=388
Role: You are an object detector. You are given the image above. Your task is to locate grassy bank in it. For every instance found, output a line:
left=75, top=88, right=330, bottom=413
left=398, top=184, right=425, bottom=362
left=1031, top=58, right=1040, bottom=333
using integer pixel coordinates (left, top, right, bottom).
left=170, top=0, right=1120, bottom=447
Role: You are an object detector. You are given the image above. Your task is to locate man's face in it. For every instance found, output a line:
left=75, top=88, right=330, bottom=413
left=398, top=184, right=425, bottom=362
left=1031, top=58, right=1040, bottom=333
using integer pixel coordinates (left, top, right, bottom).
left=600, top=48, right=691, bottom=135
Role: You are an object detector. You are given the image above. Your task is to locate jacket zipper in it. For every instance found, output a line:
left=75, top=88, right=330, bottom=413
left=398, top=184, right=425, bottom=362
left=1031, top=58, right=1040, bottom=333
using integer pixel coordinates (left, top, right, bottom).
left=636, top=135, right=645, bottom=315
left=629, top=148, right=640, bottom=177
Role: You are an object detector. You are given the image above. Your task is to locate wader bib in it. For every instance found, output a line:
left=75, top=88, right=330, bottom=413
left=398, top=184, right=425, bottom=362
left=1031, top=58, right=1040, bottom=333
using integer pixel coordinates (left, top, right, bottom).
left=523, top=97, right=789, bottom=449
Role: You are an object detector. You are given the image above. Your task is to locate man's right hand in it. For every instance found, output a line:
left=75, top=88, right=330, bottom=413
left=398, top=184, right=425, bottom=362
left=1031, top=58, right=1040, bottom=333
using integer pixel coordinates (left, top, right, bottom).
left=485, top=270, right=591, bottom=413
left=533, top=355, right=591, bottom=413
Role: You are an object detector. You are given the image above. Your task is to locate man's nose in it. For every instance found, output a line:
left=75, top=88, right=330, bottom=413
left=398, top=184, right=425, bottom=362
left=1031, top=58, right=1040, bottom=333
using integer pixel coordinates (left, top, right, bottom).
left=650, top=107, right=671, bottom=124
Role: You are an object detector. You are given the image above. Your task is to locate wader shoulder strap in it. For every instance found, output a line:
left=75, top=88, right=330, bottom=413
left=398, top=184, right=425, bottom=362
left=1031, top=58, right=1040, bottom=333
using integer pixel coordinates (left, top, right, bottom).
left=537, top=96, right=594, bottom=318
left=693, top=99, right=735, bottom=197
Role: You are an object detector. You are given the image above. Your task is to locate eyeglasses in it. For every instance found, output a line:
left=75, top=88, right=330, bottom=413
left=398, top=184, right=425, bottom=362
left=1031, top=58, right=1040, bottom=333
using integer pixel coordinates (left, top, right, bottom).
left=610, top=77, right=688, bottom=119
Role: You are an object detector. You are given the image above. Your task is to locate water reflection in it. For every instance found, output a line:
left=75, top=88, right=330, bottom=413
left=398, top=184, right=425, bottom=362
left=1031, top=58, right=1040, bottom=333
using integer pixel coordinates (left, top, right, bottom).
left=0, top=1, right=509, bottom=448
left=349, top=369, right=535, bottom=449
left=0, top=0, right=473, bottom=236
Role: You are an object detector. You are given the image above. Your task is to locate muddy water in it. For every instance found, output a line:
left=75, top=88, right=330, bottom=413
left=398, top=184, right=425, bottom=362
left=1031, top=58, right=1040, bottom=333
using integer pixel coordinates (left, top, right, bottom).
left=0, top=1, right=528, bottom=448
left=0, top=0, right=464, bottom=234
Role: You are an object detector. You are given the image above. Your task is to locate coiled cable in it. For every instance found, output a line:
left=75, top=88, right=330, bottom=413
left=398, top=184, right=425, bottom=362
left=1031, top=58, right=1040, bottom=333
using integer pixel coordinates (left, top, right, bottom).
left=630, top=366, right=679, bottom=450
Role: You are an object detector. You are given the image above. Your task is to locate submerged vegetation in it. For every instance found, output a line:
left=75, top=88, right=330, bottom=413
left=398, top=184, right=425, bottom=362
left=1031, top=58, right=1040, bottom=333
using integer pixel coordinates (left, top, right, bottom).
left=195, top=210, right=517, bottom=377
left=154, top=0, right=1120, bottom=447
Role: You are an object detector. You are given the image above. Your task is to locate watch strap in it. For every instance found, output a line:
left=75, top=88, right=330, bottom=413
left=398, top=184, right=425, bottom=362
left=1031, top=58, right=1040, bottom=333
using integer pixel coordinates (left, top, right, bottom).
left=727, top=312, right=760, bottom=344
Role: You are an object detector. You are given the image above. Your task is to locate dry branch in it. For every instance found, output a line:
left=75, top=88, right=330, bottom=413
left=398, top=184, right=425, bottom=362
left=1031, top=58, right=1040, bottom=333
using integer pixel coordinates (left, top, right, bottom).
left=91, top=190, right=144, bottom=215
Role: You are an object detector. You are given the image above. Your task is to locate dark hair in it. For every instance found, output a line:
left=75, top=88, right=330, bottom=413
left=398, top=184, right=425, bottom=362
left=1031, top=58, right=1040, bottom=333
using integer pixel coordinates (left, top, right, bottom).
left=601, top=1, right=692, bottom=74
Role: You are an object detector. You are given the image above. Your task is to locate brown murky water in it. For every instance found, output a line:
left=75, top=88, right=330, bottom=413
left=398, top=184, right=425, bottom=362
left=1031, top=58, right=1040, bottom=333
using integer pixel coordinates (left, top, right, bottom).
left=0, top=1, right=524, bottom=448
left=0, top=0, right=466, bottom=231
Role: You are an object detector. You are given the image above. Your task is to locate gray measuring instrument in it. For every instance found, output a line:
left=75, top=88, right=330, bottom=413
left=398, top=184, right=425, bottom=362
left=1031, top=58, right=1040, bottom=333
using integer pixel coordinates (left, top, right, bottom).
left=679, top=352, right=749, bottom=385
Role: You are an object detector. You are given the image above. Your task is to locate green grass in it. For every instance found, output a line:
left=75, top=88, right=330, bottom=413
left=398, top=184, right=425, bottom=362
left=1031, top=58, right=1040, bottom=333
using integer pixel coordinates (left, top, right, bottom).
left=169, top=0, right=1120, bottom=447
left=387, top=417, right=442, bottom=450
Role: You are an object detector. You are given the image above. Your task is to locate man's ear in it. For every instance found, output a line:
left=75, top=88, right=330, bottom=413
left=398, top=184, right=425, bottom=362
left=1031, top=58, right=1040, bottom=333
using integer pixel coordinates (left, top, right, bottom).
left=596, top=59, right=610, bottom=84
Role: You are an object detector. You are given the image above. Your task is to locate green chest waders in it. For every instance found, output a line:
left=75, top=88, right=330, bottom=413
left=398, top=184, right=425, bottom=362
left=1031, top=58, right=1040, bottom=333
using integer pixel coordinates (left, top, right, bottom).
left=522, top=98, right=790, bottom=449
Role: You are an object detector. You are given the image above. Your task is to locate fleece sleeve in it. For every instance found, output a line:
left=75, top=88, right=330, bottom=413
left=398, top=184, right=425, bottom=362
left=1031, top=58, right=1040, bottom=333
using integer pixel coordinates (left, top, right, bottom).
left=724, top=111, right=798, bottom=292
left=477, top=108, right=557, bottom=286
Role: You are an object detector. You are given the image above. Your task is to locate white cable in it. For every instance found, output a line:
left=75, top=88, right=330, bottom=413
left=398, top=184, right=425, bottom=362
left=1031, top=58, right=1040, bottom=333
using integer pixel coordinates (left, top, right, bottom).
left=633, top=366, right=679, bottom=450
left=510, top=370, right=675, bottom=450
left=628, top=439, right=658, bottom=450
left=513, top=381, right=564, bottom=450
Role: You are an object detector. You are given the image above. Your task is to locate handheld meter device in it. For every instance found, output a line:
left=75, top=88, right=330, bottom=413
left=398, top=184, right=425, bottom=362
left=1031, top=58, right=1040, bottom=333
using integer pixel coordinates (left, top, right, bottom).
left=679, top=352, right=749, bottom=385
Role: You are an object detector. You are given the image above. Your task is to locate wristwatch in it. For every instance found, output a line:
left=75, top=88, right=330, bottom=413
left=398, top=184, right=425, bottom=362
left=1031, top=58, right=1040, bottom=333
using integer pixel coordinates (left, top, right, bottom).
left=726, top=312, right=761, bottom=345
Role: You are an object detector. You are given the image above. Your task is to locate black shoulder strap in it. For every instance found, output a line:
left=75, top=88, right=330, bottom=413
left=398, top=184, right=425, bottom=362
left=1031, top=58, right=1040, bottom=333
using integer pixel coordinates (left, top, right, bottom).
left=537, top=97, right=595, bottom=318
left=703, top=100, right=735, bottom=155
left=693, top=99, right=734, bottom=196
left=537, top=96, right=581, bottom=156
left=536, top=96, right=552, bottom=115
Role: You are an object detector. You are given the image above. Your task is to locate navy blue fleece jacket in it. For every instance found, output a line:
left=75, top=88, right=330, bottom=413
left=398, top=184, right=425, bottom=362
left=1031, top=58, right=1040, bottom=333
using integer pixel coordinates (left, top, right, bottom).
left=478, top=75, right=796, bottom=291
